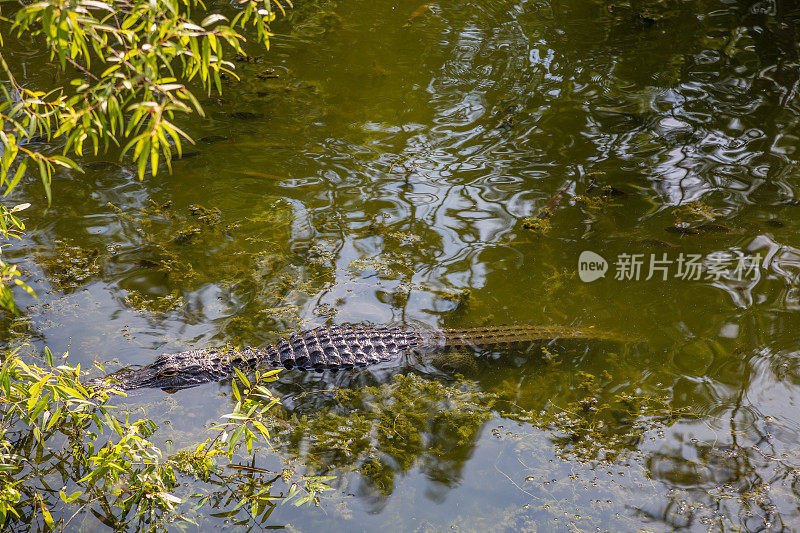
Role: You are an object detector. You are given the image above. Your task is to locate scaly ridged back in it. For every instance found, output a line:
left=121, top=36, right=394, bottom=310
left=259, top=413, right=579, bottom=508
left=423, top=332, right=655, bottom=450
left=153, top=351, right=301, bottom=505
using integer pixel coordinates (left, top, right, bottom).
left=89, top=324, right=631, bottom=390
left=259, top=324, right=424, bottom=369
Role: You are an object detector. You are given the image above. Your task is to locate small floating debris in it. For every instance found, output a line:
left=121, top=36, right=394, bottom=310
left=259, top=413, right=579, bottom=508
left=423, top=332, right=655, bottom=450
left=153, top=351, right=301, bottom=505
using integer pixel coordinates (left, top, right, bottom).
left=665, top=223, right=700, bottom=235
left=585, top=176, right=629, bottom=199
left=779, top=197, right=800, bottom=206
left=601, top=185, right=628, bottom=198
left=521, top=211, right=552, bottom=234
left=497, top=113, right=515, bottom=129
left=695, top=223, right=731, bottom=233
left=173, top=227, right=202, bottom=245
left=229, top=111, right=265, bottom=120
left=136, top=259, right=161, bottom=269
left=637, top=238, right=678, bottom=248
left=198, top=135, right=229, bottom=144
left=232, top=142, right=295, bottom=150
left=149, top=200, right=172, bottom=212
left=198, top=97, right=226, bottom=107
left=637, top=12, right=659, bottom=25
left=84, top=160, right=122, bottom=170
left=404, top=3, right=432, bottom=27
left=437, top=288, right=471, bottom=309
left=256, top=68, right=279, bottom=80
left=665, top=221, right=741, bottom=235
left=188, top=204, right=221, bottom=226
left=233, top=53, right=262, bottom=63
left=230, top=170, right=287, bottom=180
left=170, top=151, right=200, bottom=161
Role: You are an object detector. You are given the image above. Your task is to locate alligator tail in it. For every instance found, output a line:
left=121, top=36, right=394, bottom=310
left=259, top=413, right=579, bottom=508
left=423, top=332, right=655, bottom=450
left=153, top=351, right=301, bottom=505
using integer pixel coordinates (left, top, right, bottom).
left=429, top=324, right=631, bottom=347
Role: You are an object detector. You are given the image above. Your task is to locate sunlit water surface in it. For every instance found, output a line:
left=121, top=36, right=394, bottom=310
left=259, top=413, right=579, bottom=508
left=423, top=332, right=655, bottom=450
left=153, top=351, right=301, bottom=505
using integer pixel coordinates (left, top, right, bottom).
left=6, top=0, right=800, bottom=530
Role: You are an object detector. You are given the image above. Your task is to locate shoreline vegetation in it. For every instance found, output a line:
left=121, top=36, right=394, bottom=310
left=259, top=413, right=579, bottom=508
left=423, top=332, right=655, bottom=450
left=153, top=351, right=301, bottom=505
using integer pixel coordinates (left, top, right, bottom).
left=0, top=1, right=333, bottom=528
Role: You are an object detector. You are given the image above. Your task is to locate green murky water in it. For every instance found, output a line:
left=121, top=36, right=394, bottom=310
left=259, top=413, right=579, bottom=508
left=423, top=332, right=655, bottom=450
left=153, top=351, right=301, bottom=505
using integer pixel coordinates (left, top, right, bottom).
left=7, top=0, right=800, bottom=529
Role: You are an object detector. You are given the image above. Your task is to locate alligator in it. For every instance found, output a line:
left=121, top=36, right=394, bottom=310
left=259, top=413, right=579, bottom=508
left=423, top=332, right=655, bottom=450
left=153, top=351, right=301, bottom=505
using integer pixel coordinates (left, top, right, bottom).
left=87, top=324, right=627, bottom=390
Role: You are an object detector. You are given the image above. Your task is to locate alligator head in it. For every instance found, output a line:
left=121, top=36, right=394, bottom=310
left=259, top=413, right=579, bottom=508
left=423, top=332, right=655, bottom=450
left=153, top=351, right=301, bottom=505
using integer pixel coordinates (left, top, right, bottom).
left=88, top=347, right=265, bottom=390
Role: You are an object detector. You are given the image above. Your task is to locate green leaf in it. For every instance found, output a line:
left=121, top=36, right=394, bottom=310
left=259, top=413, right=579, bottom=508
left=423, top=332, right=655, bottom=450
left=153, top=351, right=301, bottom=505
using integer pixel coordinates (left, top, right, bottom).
left=30, top=396, right=49, bottom=424
left=41, top=503, right=54, bottom=528
left=202, top=14, right=229, bottom=27
left=233, top=367, right=250, bottom=389
left=49, top=155, right=82, bottom=172
left=231, top=380, right=241, bottom=402
left=158, top=492, right=182, bottom=504
left=220, top=413, right=248, bottom=420
left=46, top=406, right=63, bottom=431
left=6, top=160, right=28, bottom=196
left=36, top=158, right=51, bottom=205
left=150, top=142, right=159, bottom=177
left=255, top=385, right=275, bottom=398
left=260, top=369, right=282, bottom=380
left=136, top=150, right=148, bottom=181
left=27, top=377, right=46, bottom=411
left=13, top=279, right=38, bottom=299
left=230, top=425, right=245, bottom=447
left=0, top=285, right=20, bottom=315
left=252, top=419, right=270, bottom=440
left=60, top=490, right=82, bottom=504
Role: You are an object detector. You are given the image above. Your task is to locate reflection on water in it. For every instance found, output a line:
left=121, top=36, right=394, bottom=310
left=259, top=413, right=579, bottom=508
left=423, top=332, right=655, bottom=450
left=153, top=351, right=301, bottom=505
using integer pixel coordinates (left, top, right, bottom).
left=7, top=0, right=800, bottom=529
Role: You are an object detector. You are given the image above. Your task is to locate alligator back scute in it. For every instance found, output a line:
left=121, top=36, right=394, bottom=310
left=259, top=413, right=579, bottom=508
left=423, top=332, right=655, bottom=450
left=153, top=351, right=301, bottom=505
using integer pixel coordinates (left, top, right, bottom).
left=263, top=326, right=407, bottom=370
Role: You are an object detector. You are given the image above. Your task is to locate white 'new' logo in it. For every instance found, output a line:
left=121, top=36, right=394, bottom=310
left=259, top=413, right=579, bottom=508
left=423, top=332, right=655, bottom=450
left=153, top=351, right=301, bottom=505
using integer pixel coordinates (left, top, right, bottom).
left=578, top=251, right=608, bottom=282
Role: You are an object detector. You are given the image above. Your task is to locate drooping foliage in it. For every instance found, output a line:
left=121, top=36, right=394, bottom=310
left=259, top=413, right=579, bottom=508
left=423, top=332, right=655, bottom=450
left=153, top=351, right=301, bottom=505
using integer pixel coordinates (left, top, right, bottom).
left=0, top=0, right=285, bottom=313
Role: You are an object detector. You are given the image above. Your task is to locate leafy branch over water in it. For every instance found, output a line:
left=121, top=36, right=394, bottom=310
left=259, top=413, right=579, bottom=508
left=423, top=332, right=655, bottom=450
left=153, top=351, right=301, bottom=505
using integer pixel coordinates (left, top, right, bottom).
left=0, top=350, right=331, bottom=530
left=1, top=0, right=281, bottom=182
left=0, top=5, right=333, bottom=525
left=0, top=0, right=288, bottom=314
